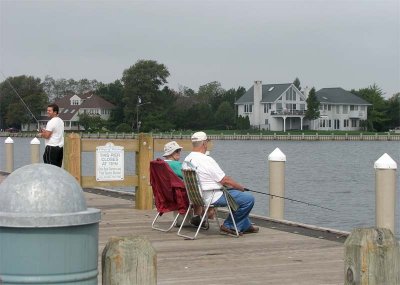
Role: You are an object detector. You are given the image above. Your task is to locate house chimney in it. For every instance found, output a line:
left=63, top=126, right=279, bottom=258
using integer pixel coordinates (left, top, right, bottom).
left=253, top=81, right=262, bottom=126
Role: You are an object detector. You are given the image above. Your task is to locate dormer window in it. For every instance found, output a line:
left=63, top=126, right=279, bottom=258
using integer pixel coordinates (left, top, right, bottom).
left=72, top=100, right=80, bottom=105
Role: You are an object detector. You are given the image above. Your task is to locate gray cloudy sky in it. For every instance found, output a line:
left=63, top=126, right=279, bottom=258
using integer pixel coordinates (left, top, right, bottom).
left=1, top=0, right=399, bottom=97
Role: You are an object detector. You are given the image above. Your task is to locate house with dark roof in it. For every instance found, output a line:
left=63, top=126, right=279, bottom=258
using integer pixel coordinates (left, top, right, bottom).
left=235, top=81, right=371, bottom=131
left=315, top=88, right=371, bottom=131
left=235, top=81, right=307, bottom=131
left=22, top=92, right=115, bottom=131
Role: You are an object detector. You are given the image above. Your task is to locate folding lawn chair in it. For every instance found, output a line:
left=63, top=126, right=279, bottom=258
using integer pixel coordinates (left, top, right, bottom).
left=177, top=168, right=239, bottom=239
left=150, top=159, right=189, bottom=232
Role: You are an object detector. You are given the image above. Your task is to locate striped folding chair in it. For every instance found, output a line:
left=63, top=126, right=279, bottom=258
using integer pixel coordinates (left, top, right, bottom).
left=177, top=168, right=239, bottom=239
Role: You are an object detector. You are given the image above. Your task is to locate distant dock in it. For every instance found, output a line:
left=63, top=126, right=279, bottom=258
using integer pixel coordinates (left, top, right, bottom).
left=1, top=131, right=399, bottom=141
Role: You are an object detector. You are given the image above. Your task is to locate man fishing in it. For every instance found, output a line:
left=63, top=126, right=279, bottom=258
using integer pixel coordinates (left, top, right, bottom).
left=183, top=131, right=259, bottom=235
left=38, top=103, right=64, bottom=167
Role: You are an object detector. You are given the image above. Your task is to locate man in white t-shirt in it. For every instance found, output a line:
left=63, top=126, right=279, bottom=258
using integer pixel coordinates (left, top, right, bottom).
left=39, top=103, right=64, bottom=167
left=183, top=131, right=259, bottom=235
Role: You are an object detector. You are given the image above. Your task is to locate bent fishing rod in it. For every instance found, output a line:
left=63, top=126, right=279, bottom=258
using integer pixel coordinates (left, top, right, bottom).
left=243, top=188, right=336, bottom=212
left=1, top=71, right=40, bottom=129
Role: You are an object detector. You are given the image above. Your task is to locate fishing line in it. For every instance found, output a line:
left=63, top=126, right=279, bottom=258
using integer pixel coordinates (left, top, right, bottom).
left=244, top=188, right=337, bottom=212
left=1, top=71, right=40, bottom=129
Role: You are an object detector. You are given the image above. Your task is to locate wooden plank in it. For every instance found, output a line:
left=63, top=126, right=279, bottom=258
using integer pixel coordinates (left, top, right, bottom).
left=81, top=175, right=137, bottom=188
left=81, top=139, right=138, bottom=152
left=64, top=133, right=81, bottom=182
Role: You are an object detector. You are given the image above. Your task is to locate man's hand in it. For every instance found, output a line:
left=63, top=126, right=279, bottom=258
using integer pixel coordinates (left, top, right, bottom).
left=219, top=176, right=245, bottom=191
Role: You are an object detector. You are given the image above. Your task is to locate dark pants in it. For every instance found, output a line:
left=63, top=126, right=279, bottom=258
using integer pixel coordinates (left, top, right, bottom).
left=43, top=145, right=63, bottom=167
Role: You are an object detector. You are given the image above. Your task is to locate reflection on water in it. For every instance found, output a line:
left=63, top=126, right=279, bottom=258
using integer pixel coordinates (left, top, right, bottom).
left=1, top=138, right=399, bottom=235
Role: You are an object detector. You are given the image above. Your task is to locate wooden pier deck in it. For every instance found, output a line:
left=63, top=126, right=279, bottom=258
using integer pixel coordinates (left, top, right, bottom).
left=88, top=191, right=345, bottom=284
left=0, top=174, right=345, bottom=284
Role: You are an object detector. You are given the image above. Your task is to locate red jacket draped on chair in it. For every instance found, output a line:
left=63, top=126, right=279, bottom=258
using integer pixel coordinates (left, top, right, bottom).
left=150, top=158, right=189, bottom=214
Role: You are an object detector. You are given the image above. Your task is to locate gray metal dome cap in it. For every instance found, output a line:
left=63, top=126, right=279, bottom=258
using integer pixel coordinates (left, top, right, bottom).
left=0, top=164, right=101, bottom=227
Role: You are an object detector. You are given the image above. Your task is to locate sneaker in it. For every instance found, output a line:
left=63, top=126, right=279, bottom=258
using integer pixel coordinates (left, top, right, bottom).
left=189, top=215, right=209, bottom=230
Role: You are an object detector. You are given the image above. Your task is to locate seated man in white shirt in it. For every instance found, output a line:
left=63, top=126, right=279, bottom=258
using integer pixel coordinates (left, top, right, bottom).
left=183, top=131, right=259, bottom=235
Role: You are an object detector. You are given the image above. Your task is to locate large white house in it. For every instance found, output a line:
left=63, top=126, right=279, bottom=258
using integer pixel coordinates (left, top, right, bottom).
left=235, top=81, right=371, bottom=131
left=315, top=88, right=371, bottom=131
left=235, top=81, right=307, bottom=131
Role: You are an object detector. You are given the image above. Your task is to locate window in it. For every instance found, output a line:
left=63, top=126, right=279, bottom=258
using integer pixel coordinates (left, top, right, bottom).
left=264, top=104, right=269, bottom=113
left=351, top=119, right=358, bottom=127
left=344, top=119, right=349, bottom=127
left=300, top=104, right=305, bottom=110
left=334, top=119, right=340, bottom=130
left=360, top=106, right=365, bottom=111
left=265, top=119, right=268, bottom=124
left=319, top=104, right=324, bottom=110
left=244, top=104, right=253, bottom=113
left=72, top=100, right=80, bottom=105
left=285, top=88, right=297, bottom=101
left=327, top=105, right=331, bottom=111
left=342, top=105, right=348, bottom=114
left=336, top=105, right=340, bottom=114
left=276, top=103, right=282, bottom=110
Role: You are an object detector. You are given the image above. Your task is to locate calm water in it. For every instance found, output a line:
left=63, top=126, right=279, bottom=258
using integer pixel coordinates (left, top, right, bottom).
left=1, top=137, right=399, bottom=234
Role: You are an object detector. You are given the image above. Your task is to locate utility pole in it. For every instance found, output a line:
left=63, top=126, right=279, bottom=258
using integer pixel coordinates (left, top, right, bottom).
left=136, top=96, right=150, bottom=133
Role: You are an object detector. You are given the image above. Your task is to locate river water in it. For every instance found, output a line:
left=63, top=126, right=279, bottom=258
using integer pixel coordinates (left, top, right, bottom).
left=1, top=137, right=399, bottom=235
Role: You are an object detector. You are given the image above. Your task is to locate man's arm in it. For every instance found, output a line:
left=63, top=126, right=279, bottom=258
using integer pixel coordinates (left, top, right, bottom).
left=219, top=176, right=245, bottom=191
left=39, top=128, right=52, bottom=139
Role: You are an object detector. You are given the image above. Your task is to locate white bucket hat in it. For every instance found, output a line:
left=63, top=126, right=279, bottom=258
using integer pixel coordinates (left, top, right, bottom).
left=163, top=141, right=183, bottom=157
left=191, top=131, right=208, bottom=142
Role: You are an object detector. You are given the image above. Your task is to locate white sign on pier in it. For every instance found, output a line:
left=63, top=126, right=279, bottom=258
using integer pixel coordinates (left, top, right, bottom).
left=96, top=142, right=124, bottom=181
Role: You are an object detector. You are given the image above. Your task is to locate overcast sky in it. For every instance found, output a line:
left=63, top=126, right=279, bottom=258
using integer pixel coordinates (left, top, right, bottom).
left=1, top=0, right=399, bottom=97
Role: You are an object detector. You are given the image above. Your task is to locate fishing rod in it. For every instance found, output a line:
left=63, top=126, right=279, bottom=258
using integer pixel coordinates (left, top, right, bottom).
left=1, top=71, right=40, bottom=130
left=244, top=188, right=336, bottom=212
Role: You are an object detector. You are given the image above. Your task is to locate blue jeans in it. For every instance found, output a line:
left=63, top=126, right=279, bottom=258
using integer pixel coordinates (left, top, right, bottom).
left=213, top=190, right=255, bottom=232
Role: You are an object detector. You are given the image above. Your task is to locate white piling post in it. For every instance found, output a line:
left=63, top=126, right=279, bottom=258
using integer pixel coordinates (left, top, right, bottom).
left=5, top=137, right=14, bottom=173
left=268, top=147, right=286, bottom=219
left=30, top=137, right=41, bottom=164
left=374, top=153, right=397, bottom=234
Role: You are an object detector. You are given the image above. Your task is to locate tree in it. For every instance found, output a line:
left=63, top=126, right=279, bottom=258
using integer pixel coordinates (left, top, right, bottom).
left=96, top=80, right=125, bottom=129
left=122, top=60, right=170, bottom=130
left=0, top=75, right=47, bottom=130
left=293, top=77, right=301, bottom=91
left=215, top=101, right=235, bottom=129
left=236, top=115, right=250, bottom=130
left=351, top=84, right=388, bottom=131
left=43, top=76, right=100, bottom=101
left=305, top=87, right=319, bottom=129
left=78, top=113, right=106, bottom=132
left=386, top=92, right=400, bottom=130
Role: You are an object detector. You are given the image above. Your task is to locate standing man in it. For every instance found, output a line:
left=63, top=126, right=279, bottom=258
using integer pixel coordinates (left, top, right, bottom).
left=183, top=131, right=259, bottom=235
left=39, top=103, right=64, bottom=167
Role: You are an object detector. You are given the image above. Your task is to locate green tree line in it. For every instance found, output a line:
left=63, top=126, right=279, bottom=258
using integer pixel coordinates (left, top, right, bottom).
left=0, top=60, right=398, bottom=132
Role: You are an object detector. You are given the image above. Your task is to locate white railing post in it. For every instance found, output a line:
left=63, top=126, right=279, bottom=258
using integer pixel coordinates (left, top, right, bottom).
left=30, top=137, right=41, bottom=164
left=374, top=153, right=397, bottom=234
left=268, top=147, right=286, bottom=219
left=5, top=137, right=14, bottom=173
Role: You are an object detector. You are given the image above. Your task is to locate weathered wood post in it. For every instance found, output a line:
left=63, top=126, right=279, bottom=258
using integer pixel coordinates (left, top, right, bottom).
left=374, top=153, right=397, bottom=233
left=5, top=137, right=14, bottom=173
left=30, top=137, right=40, bottom=164
left=102, top=236, right=157, bottom=285
left=268, top=147, right=286, bottom=219
left=136, top=133, right=153, bottom=210
left=344, top=228, right=400, bottom=285
left=63, top=133, right=82, bottom=183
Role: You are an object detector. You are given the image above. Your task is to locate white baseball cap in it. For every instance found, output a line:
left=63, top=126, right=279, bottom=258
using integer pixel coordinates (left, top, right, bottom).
left=191, top=131, right=208, bottom=142
left=163, top=141, right=183, bottom=157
